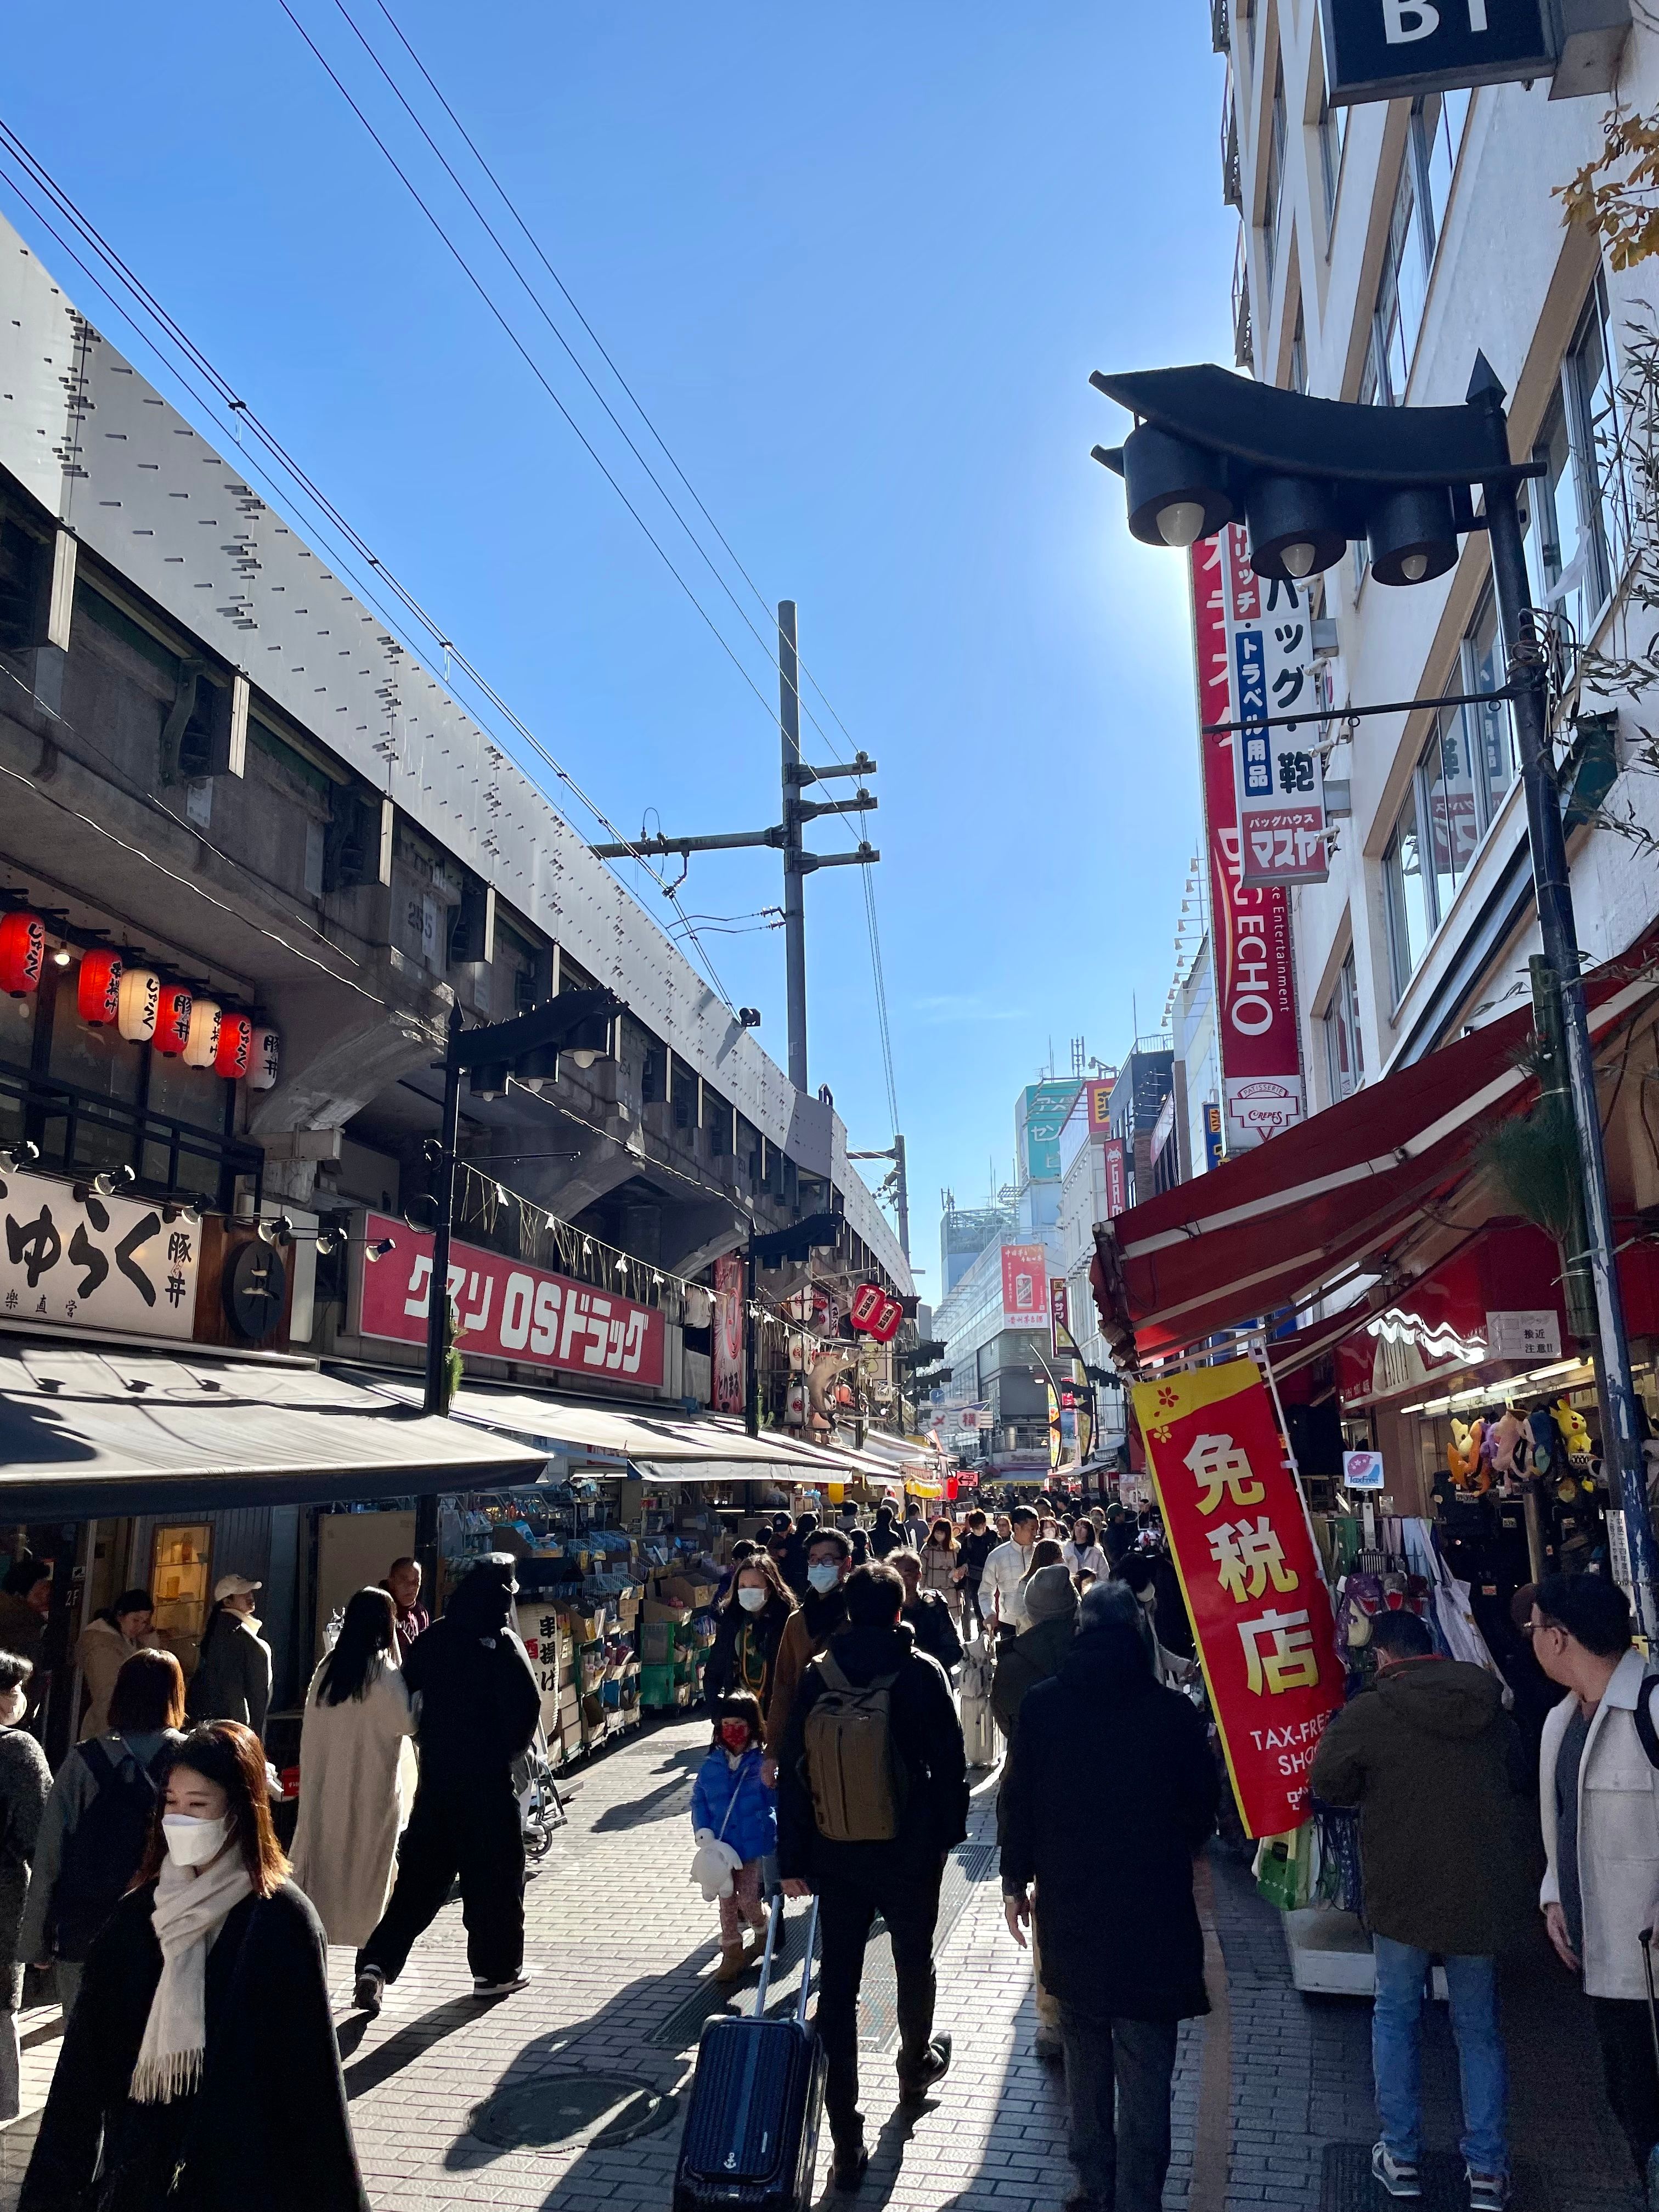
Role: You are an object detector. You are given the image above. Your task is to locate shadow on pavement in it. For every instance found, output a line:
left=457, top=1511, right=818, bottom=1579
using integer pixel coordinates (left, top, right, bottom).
left=340, top=1994, right=486, bottom=2102
left=588, top=1742, right=706, bottom=1832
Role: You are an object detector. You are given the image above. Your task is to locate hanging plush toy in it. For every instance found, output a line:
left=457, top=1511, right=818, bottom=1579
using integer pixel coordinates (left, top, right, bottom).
left=1486, top=1407, right=1528, bottom=1481
left=1448, top=1418, right=1480, bottom=1482
left=1527, top=1406, right=1555, bottom=1476
left=1550, top=1397, right=1593, bottom=1466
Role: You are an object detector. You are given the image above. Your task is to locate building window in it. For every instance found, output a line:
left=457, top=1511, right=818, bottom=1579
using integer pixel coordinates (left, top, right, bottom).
left=1362, top=95, right=1470, bottom=410
left=1383, top=586, right=1520, bottom=1000
left=1523, top=273, right=1627, bottom=647
left=1262, top=57, right=1287, bottom=295
left=1384, top=794, right=1432, bottom=1001
left=1323, top=949, right=1364, bottom=1103
left=1289, top=303, right=1307, bottom=394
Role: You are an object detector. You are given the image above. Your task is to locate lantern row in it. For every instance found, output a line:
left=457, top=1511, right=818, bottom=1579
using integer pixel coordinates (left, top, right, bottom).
left=0, top=911, right=279, bottom=1088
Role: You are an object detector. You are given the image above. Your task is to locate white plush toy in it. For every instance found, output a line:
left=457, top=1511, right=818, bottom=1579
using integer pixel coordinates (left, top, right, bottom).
left=690, top=1827, right=744, bottom=1901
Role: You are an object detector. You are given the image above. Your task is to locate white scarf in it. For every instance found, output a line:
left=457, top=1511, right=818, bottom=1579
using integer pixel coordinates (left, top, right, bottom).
left=131, top=1849, right=253, bottom=2104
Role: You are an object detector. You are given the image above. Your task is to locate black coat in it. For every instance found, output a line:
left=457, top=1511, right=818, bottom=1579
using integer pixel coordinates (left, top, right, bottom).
left=20, top=1880, right=366, bottom=2212
left=901, top=1594, right=962, bottom=1673
left=1000, top=1624, right=1218, bottom=2023
left=776, top=1622, right=968, bottom=1884
left=704, top=1598, right=792, bottom=1709
left=405, top=1571, right=540, bottom=1784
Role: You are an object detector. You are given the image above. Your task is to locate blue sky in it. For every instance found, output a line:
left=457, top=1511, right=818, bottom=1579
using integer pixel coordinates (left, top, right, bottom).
left=0, top=1, right=1232, bottom=1285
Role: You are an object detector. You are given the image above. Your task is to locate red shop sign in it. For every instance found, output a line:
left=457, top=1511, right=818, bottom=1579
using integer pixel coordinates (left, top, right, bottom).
left=1131, top=1357, right=1341, bottom=1837
left=357, top=1211, right=665, bottom=1389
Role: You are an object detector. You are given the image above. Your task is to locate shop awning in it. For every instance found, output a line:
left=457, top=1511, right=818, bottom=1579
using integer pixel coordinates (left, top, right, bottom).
left=0, top=1342, right=549, bottom=1520
left=1093, top=931, right=1659, bottom=1370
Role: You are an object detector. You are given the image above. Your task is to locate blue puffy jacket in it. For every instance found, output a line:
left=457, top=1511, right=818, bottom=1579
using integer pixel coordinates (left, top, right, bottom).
left=690, top=1747, right=776, bottom=1865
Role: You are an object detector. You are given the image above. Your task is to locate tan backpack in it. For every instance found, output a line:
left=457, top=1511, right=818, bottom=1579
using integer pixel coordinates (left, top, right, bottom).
left=802, top=1652, right=906, bottom=1842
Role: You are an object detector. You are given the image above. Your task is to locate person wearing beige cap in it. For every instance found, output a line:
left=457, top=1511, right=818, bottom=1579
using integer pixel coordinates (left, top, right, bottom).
left=185, top=1574, right=273, bottom=1740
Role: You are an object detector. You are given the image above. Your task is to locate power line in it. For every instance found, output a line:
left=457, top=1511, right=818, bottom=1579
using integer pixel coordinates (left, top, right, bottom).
left=0, top=121, right=738, bottom=1006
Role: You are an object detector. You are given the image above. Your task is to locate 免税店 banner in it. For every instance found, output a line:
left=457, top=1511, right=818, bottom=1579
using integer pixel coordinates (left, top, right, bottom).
left=712, top=1252, right=744, bottom=1415
left=1191, top=534, right=1306, bottom=1152
left=358, top=1211, right=665, bottom=1388
left=1131, top=1357, right=1342, bottom=1837
left=1223, top=531, right=1329, bottom=889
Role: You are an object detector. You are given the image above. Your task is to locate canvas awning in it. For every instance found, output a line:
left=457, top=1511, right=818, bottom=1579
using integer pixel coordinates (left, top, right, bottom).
left=1093, top=930, right=1659, bottom=1370
left=0, top=1341, right=549, bottom=1520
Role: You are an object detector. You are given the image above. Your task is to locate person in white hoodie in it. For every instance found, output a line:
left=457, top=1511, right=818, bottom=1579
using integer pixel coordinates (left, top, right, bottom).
left=74, top=1590, right=163, bottom=1742
left=1533, top=1572, right=1659, bottom=2205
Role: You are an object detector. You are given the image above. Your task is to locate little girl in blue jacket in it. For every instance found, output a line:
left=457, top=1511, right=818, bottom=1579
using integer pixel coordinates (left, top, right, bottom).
left=690, top=1693, right=776, bottom=1981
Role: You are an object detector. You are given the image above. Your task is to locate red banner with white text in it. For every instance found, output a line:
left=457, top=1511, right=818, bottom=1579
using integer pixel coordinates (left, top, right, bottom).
left=1131, top=1357, right=1341, bottom=1837
left=1191, top=533, right=1305, bottom=1153
left=358, top=1212, right=665, bottom=1388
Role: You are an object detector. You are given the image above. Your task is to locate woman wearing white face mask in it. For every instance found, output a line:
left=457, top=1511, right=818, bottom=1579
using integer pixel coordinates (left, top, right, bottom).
left=19, top=1720, right=366, bottom=2212
left=704, top=1556, right=796, bottom=1716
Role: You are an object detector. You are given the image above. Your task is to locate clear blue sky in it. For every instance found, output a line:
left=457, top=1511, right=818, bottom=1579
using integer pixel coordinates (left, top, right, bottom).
left=0, top=1, right=1233, bottom=1281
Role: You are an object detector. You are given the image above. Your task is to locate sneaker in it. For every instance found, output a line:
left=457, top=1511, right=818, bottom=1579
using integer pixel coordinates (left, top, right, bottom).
left=353, top=1966, right=384, bottom=2018
left=831, top=2141, right=868, bottom=2192
left=1372, top=2142, right=1422, bottom=2200
left=472, top=1972, right=531, bottom=1999
left=897, top=2033, right=952, bottom=2104
left=1467, top=2174, right=1510, bottom=2212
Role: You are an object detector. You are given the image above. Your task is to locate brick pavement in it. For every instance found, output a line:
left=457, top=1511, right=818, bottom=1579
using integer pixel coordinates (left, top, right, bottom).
left=0, top=1715, right=1647, bottom=2210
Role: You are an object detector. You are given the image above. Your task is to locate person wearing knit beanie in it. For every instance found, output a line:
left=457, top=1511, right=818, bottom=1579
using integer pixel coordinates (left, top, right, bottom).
left=1022, top=1565, right=1079, bottom=1627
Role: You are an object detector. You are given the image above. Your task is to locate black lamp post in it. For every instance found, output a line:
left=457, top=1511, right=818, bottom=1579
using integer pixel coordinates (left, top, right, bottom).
left=1092, top=353, right=1658, bottom=1635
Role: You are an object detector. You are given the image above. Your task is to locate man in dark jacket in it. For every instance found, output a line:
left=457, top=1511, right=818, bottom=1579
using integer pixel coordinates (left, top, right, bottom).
left=868, top=1503, right=906, bottom=1560
left=779, top=1513, right=818, bottom=1599
left=989, top=1562, right=1077, bottom=2063
left=354, top=1554, right=540, bottom=2015
left=1310, top=1611, right=1532, bottom=2208
left=956, top=1510, right=996, bottom=1632
left=1001, top=1582, right=1217, bottom=2212
left=778, top=1564, right=968, bottom=2190
left=892, top=1551, right=963, bottom=1672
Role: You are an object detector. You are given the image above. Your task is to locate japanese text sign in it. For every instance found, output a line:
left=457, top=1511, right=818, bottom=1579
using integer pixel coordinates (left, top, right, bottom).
left=0, top=1167, right=200, bottom=1340
left=1101, top=1137, right=1128, bottom=1218
left=849, top=1283, right=905, bottom=1343
left=358, top=1211, right=665, bottom=1388
left=712, top=1252, right=744, bottom=1415
left=1225, top=534, right=1329, bottom=890
left=1191, top=535, right=1305, bottom=1152
left=1000, top=1243, right=1048, bottom=1331
left=1086, top=1079, right=1115, bottom=1137
left=1131, top=1358, right=1341, bottom=1837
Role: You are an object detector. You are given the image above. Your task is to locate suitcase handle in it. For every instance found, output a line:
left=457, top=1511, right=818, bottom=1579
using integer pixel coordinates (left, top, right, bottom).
left=750, top=1892, right=821, bottom=2026
left=795, top=1898, right=820, bottom=2027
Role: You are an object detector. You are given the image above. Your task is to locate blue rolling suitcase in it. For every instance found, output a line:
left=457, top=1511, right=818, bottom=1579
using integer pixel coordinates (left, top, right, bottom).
left=673, top=1895, right=825, bottom=2212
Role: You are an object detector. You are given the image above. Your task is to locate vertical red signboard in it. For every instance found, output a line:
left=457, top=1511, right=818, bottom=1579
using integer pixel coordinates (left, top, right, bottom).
left=1191, top=532, right=1305, bottom=1152
left=1131, top=1358, right=1342, bottom=1837
left=712, top=1252, right=744, bottom=1415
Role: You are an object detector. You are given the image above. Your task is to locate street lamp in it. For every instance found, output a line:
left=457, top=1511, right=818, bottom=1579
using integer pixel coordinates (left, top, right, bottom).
left=1092, top=352, right=1659, bottom=1636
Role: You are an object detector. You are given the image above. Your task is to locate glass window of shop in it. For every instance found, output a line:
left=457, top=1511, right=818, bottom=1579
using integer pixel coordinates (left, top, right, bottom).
left=1384, top=792, right=1432, bottom=1002
left=1524, top=274, right=1628, bottom=650
left=142, top=1049, right=232, bottom=1200
left=43, top=973, right=146, bottom=1177
left=1322, top=947, right=1364, bottom=1104
left=1361, top=96, right=1470, bottom=411
left=1261, top=54, right=1286, bottom=296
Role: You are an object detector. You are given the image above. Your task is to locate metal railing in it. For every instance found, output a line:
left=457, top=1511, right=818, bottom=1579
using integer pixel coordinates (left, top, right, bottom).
left=1221, top=78, right=1242, bottom=210
left=1210, top=0, right=1230, bottom=53
left=0, top=1066, right=262, bottom=1212
left=1232, top=229, right=1254, bottom=371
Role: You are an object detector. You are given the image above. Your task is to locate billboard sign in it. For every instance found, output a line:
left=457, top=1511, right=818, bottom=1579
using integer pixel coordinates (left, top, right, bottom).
left=1132, top=1358, right=1343, bottom=1836
left=1203, top=1102, right=1224, bottom=1173
left=1085, top=1077, right=1115, bottom=1137
left=1192, top=534, right=1306, bottom=1152
left=1226, top=542, right=1328, bottom=889
left=0, top=1167, right=201, bottom=1341
left=713, top=1252, right=744, bottom=1414
left=1000, top=1242, right=1049, bottom=1330
left=1019, top=1081, right=1082, bottom=1182
left=359, top=1211, right=665, bottom=1388
left=1101, top=1137, right=1129, bottom=1218
left=1319, top=0, right=1555, bottom=107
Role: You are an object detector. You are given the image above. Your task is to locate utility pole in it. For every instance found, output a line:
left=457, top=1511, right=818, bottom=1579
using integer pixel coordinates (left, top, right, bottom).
left=849, top=1135, right=910, bottom=1264
left=778, top=602, right=808, bottom=1092
left=588, top=602, right=879, bottom=1097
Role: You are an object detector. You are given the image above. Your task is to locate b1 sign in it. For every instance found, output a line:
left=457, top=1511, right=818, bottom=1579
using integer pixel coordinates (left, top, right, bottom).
left=1319, top=0, right=1554, bottom=105
left=358, top=1212, right=665, bottom=1388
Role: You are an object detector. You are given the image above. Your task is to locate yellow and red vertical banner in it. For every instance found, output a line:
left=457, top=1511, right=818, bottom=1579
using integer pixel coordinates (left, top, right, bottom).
left=1131, top=1358, right=1341, bottom=1838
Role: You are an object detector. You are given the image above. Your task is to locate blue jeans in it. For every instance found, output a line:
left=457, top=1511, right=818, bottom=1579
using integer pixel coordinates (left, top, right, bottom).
left=1372, top=1937, right=1508, bottom=2178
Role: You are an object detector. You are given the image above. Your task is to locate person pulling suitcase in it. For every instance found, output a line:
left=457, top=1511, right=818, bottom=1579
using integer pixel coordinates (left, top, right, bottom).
left=776, top=1562, right=968, bottom=2189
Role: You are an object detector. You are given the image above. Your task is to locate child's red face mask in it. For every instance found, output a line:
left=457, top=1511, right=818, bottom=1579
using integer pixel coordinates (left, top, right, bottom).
left=719, top=1723, right=752, bottom=1754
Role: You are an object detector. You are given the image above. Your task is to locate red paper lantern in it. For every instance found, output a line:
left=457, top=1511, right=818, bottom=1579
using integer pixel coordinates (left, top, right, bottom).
left=0, top=911, right=46, bottom=998
left=214, top=1011, right=252, bottom=1079
left=76, top=947, right=123, bottom=1025
left=153, top=983, right=193, bottom=1057
left=848, top=1283, right=905, bottom=1344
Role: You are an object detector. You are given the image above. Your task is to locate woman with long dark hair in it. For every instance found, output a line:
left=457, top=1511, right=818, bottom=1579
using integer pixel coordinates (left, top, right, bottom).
left=704, top=1554, right=795, bottom=1714
left=20, top=1720, right=367, bottom=2211
left=289, top=1588, right=413, bottom=1949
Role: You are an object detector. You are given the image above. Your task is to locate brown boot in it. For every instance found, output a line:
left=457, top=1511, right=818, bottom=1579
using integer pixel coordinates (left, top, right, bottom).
left=714, top=1943, right=748, bottom=1984
left=743, top=1924, right=769, bottom=1962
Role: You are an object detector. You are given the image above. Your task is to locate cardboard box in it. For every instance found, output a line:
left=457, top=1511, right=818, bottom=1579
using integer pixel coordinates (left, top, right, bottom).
left=642, top=1599, right=691, bottom=1628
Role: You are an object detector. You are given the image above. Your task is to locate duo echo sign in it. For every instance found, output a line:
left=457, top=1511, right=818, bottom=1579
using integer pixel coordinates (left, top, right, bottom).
left=1318, top=0, right=1623, bottom=105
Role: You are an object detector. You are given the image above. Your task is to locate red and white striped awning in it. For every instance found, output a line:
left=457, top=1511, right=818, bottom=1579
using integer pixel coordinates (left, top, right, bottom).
left=1092, top=931, right=1659, bottom=1370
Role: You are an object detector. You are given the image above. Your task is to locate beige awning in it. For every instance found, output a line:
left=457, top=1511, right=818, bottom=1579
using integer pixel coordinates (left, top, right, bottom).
left=0, top=1340, right=549, bottom=1519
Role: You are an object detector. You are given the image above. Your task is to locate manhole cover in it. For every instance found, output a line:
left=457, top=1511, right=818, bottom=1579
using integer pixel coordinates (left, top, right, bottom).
left=469, top=2072, right=678, bottom=2153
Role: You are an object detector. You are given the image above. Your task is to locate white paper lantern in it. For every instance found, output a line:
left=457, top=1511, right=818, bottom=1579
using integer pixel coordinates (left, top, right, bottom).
left=183, top=998, right=222, bottom=1069
left=247, top=1026, right=281, bottom=1091
left=116, top=967, right=160, bottom=1044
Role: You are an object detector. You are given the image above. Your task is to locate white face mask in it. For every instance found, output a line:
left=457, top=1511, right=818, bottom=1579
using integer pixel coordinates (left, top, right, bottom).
left=736, top=1585, right=767, bottom=1613
left=162, top=1814, right=230, bottom=1869
left=807, top=1562, right=842, bottom=1595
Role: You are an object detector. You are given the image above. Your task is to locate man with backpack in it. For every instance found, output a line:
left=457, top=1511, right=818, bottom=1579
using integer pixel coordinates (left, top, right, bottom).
left=777, top=1563, right=968, bottom=2190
